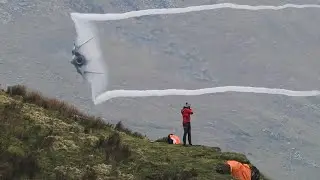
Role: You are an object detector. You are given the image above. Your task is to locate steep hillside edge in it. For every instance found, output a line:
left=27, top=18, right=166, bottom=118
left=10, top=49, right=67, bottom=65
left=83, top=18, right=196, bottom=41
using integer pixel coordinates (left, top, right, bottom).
left=0, top=84, right=270, bottom=179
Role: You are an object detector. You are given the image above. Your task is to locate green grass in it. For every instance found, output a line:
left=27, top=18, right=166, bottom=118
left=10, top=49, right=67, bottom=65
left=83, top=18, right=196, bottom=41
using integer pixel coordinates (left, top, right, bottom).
left=0, top=84, right=271, bottom=179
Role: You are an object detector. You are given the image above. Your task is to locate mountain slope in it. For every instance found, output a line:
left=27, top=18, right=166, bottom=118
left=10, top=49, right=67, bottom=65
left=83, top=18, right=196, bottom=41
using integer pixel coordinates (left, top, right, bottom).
left=1, top=1, right=320, bottom=180
left=0, top=84, right=269, bottom=179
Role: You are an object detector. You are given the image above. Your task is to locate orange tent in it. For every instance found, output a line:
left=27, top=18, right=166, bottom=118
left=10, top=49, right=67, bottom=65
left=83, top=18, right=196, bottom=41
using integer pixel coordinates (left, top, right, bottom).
left=227, top=160, right=251, bottom=180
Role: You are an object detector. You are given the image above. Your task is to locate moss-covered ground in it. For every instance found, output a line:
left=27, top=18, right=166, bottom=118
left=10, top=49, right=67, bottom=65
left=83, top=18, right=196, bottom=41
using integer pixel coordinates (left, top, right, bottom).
left=0, top=84, right=270, bottom=179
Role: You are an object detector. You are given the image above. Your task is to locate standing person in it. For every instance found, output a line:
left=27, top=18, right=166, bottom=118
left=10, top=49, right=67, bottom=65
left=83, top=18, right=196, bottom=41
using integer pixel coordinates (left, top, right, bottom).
left=181, top=102, right=193, bottom=146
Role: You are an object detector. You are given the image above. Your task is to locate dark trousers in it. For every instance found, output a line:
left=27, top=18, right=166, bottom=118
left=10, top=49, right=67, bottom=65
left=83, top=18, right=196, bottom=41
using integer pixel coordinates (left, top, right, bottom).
left=183, top=122, right=192, bottom=145
left=167, top=134, right=173, bottom=144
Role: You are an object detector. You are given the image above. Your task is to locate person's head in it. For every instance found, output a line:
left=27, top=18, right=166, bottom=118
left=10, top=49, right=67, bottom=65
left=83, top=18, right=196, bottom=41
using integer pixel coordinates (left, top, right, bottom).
left=184, top=102, right=191, bottom=109
left=215, top=163, right=231, bottom=174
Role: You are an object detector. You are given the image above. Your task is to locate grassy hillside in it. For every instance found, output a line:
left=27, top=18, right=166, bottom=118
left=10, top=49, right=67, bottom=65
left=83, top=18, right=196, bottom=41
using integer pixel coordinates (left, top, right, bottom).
left=1, top=0, right=320, bottom=179
left=0, top=84, right=269, bottom=180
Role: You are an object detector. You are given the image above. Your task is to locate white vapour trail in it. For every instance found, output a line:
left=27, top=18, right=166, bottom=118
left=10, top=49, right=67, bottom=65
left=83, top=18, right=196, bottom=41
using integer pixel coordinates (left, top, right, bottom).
left=70, top=3, right=320, bottom=104
left=70, top=3, right=320, bottom=21
left=93, top=87, right=320, bottom=104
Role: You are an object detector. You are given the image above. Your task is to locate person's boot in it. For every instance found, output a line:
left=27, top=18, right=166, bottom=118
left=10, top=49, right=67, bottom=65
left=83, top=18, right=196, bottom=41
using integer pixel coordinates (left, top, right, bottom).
left=183, top=139, right=187, bottom=146
left=188, top=135, right=192, bottom=146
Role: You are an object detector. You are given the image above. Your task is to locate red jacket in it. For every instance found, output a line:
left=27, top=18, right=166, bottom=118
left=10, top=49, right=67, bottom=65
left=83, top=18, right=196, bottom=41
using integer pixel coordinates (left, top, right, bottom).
left=181, top=107, right=193, bottom=124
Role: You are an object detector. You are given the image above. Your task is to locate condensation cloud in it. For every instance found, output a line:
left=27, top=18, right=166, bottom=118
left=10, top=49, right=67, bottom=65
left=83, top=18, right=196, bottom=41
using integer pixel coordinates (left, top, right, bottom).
left=70, top=3, right=320, bottom=105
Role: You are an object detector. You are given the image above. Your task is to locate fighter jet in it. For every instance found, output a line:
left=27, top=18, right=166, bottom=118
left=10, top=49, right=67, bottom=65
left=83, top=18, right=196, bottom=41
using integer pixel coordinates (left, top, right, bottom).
left=71, top=37, right=103, bottom=79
